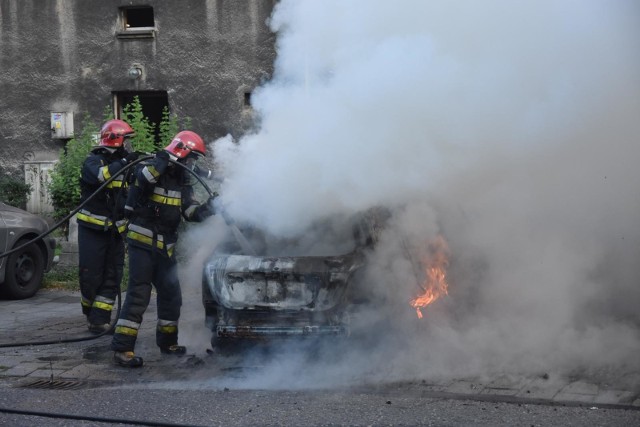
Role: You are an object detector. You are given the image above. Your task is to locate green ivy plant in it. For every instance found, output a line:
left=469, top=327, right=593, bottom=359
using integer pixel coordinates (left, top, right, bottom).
left=122, top=96, right=158, bottom=154
left=158, top=105, right=193, bottom=147
left=158, top=105, right=180, bottom=148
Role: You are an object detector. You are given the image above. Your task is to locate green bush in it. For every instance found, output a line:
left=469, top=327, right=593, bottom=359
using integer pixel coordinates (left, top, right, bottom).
left=122, top=96, right=160, bottom=154
left=159, top=105, right=192, bottom=148
left=159, top=106, right=180, bottom=148
left=0, top=174, right=32, bottom=209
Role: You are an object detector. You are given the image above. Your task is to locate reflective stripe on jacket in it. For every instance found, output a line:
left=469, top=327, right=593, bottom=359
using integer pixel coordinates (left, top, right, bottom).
left=125, top=155, right=211, bottom=257
left=78, top=148, right=129, bottom=232
left=149, top=187, right=182, bottom=206
left=127, top=223, right=175, bottom=257
left=77, top=209, right=128, bottom=233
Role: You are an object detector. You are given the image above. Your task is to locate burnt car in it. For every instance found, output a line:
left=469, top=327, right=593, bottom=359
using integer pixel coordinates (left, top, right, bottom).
left=0, top=202, right=58, bottom=299
left=202, top=208, right=388, bottom=350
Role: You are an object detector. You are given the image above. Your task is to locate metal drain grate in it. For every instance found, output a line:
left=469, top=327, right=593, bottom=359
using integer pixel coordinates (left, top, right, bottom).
left=19, top=379, right=86, bottom=390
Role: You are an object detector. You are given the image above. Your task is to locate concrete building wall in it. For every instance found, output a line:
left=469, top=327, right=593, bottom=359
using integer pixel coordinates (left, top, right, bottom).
left=0, top=0, right=276, bottom=177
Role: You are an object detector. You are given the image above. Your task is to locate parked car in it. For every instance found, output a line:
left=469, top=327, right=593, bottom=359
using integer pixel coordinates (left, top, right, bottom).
left=0, top=202, right=58, bottom=299
left=202, top=207, right=389, bottom=351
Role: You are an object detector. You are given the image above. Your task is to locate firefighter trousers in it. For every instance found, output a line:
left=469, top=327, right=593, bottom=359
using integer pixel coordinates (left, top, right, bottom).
left=78, top=225, right=124, bottom=325
left=110, top=244, right=182, bottom=353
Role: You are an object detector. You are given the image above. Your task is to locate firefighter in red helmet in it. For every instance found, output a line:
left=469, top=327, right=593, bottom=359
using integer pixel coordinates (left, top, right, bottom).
left=111, top=130, right=215, bottom=367
left=78, top=119, right=138, bottom=334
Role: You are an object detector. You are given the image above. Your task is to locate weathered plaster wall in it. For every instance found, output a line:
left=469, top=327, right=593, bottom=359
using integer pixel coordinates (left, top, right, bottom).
left=0, top=0, right=276, bottom=173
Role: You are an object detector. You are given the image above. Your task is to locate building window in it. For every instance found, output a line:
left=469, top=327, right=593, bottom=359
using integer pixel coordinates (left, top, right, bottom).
left=124, top=7, right=155, bottom=29
left=117, top=6, right=155, bottom=39
left=113, top=91, right=169, bottom=143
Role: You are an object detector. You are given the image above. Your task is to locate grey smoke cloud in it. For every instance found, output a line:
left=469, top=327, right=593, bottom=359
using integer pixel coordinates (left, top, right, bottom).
left=186, top=0, right=640, bottom=385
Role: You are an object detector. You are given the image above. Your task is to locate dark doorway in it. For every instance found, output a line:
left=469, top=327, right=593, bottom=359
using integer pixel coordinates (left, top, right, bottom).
left=114, top=91, right=168, bottom=144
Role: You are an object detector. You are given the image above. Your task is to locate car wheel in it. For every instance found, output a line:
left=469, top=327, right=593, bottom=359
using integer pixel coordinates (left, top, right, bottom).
left=1, top=238, right=45, bottom=299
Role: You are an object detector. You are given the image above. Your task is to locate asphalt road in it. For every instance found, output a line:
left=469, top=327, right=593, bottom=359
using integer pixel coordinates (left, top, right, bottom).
left=0, top=290, right=638, bottom=426
left=0, top=384, right=639, bottom=426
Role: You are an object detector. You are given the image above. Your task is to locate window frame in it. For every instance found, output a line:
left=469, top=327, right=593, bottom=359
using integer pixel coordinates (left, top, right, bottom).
left=116, top=6, right=156, bottom=40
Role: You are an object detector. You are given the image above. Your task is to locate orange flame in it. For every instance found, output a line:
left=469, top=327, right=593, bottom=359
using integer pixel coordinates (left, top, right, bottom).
left=410, top=236, right=450, bottom=319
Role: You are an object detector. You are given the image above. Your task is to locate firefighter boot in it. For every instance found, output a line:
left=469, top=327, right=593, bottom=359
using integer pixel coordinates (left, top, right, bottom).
left=88, top=322, right=112, bottom=335
left=113, top=351, right=144, bottom=368
left=160, top=345, right=187, bottom=356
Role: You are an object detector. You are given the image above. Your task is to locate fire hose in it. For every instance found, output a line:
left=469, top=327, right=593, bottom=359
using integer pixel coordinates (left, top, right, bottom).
left=0, top=154, right=251, bottom=347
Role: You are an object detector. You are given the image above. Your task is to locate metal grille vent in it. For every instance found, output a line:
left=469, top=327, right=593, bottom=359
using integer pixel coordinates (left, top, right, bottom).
left=19, top=379, right=86, bottom=390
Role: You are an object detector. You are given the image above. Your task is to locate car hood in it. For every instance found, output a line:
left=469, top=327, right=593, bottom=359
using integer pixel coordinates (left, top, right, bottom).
left=0, top=203, right=24, bottom=214
left=204, top=251, right=365, bottom=311
left=0, top=202, right=49, bottom=232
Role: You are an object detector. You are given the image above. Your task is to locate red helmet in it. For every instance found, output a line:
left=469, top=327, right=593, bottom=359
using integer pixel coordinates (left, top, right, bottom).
left=164, top=130, right=206, bottom=159
left=100, top=119, right=135, bottom=148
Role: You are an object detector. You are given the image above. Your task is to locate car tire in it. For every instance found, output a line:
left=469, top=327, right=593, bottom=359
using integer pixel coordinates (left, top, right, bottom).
left=1, top=238, right=45, bottom=299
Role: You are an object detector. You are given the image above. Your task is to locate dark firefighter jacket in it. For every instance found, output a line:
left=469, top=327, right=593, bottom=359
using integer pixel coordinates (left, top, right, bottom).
left=78, top=148, right=129, bottom=233
left=124, top=153, right=212, bottom=257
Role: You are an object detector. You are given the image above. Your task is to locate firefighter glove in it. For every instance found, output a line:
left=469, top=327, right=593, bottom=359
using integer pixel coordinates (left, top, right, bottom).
left=123, top=151, right=139, bottom=164
left=194, top=202, right=214, bottom=221
left=155, top=150, right=170, bottom=170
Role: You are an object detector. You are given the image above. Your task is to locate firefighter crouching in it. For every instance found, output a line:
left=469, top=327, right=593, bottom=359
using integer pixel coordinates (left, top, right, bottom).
left=110, top=130, right=215, bottom=368
left=78, top=119, right=138, bottom=334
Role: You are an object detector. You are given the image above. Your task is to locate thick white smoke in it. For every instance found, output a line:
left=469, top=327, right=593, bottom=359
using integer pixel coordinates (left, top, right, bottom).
left=184, top=0, right=640, bottom=386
